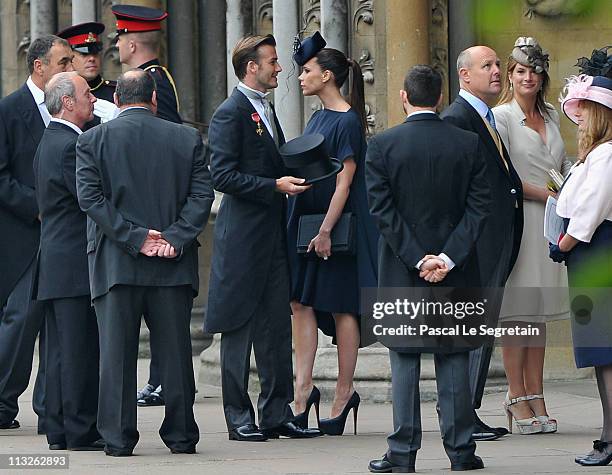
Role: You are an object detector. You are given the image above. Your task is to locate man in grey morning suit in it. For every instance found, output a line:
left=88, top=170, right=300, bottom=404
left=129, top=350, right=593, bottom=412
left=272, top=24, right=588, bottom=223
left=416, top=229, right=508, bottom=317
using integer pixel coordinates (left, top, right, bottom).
left=76, top=69, right=214, bottom=456
left=366, top=66, right=490, bottom=473
left=205, top=34, right=319, bottom=441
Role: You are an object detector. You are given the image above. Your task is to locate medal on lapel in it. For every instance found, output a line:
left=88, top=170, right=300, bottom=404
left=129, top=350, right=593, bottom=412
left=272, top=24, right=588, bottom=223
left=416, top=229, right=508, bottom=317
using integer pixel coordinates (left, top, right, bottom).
left=251, top=112, right=264, bottom=136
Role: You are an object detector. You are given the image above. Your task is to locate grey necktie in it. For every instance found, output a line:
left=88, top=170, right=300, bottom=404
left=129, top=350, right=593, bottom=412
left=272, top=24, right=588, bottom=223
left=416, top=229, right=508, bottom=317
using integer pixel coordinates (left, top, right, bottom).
left=237, top=85, right=278, bottom=145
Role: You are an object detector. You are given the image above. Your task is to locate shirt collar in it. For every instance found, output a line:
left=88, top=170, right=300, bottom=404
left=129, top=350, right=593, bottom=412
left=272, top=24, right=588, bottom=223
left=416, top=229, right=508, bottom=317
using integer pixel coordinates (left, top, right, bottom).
left=118, top=106, right=150, bottom=115
left=407, top=110, right=436, bottom=119
left=50, top=118, right=83, bottom=135
left=459, top=89, right=490, bottom=119
left=237, top=81, right=270, bottom=99
left=26, top=76, right=45, bottom=105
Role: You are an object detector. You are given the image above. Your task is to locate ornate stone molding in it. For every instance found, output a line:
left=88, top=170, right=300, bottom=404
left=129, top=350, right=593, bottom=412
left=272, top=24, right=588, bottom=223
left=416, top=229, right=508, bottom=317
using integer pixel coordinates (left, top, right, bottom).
left=353, top=0, right=373, bottom=31
left=358, top=48, right=375, bottom=84
left=302, top=0, right=321, bottom=29
left=429, top=0, right=449, bottom=105
left=257, top=1, right=273, bottom=24
left=365, top=103, right=375, bottom=135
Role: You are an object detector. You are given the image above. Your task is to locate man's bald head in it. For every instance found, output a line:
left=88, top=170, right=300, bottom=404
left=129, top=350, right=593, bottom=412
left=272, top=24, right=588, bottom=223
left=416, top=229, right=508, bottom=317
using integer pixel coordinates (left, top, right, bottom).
left=456, top=45, right=501, bottom=104
left=115, top=68, right=157, bottom=107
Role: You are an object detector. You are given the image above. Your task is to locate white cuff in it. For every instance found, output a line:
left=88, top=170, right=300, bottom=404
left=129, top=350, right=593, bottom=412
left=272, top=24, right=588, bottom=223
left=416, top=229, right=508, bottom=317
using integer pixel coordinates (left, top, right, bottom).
left=415, top=259, right=425, bottom=270
left=438, top=253, right=455, bottom=270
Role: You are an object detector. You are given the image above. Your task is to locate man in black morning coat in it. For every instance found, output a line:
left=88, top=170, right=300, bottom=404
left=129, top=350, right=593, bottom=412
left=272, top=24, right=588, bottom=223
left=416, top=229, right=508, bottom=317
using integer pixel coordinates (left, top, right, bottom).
left=441, top=45, right=524, bottom=441
left=76, top=69, right=213, bottom=456
left=33, top=72, right=101, bottom=451
left=365, top=65, right=491, bottom=473
left=0, top=35, right=74, bottom=432
left=205, top=34, right=319, bottom=442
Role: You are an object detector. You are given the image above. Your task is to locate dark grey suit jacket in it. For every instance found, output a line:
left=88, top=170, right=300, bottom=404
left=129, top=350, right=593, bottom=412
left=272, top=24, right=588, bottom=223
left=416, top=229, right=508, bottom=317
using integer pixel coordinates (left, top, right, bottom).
left=442, top=95, right=524, bottom=287
left=33, top=121, right=89, bottom=299
left=0, top=83, right=45, bottom=305
left=205, top=88, right=288, bottom=334
left=76, top=108, right=214, bottom=300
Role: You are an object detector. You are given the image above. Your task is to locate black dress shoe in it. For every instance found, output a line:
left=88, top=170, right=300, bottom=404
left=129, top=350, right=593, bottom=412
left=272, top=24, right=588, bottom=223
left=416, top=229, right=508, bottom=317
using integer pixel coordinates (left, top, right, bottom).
left=368, top=454, right=415, bottom=473
left=69, top=439, right=106, bottom=451
left=451, top=455, right=485, bottom=471
left=49, top=443, right=67, bottom=450
left=228, top=424, right=268, bottom=442
left=104, top=448, right=133, bottom=457
left=0, top=419, right=20, bottom=430
left=261, top=421, right=322, bottom=439
left=474, top=414, right=508, bottom=437
left=170, top=446, right=196, bottom=454
left=575, top=440, right=612, bottom=466
left=137, top=387, right=165, bottom=407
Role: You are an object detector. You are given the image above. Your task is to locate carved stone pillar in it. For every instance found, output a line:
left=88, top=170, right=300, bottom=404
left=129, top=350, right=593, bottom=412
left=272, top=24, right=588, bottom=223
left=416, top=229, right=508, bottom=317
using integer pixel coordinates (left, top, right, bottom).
left=321, top=0, right=347, bottom=52
left=30, top=0, right=57, bottom=40
left=168, top=1, right=197, bottom=121
left=200, top=0, right=227, bottom=124
left=272, top=0, right=302, bottom=140
left=384, top=0, right=430, bottom=127
left=226, top=0, right=253, bottom=95
left=448, top=0, right=475, bottom=101
left=72, top=0, right=96, bottom=24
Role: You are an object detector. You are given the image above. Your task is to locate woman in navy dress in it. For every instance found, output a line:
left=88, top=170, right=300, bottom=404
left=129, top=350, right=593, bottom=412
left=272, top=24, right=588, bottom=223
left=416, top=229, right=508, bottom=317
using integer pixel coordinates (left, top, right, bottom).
left=287, top=33, right=378, bottom=435
left=552, top=74, right=612, bottom=466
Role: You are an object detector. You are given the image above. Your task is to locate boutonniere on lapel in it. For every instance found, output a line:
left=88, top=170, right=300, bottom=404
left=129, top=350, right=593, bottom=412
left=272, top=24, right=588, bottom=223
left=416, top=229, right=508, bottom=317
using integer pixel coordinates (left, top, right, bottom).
left=251, top=112, right=264, bottom=136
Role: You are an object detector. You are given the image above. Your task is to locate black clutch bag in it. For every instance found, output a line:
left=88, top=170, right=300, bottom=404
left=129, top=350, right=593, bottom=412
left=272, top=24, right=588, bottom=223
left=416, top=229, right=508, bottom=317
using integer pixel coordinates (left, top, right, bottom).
left=297, top=213, right=356, bottom=255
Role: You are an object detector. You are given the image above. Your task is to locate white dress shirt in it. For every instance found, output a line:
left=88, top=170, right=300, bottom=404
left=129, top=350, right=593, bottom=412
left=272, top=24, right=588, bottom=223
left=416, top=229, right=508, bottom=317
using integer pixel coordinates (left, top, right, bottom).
left=50, top=118, right=83, bottom=135
left=556, top=142, right=612, bottom=243
left=26, top=76, right=51, bottom=126
left=237, top=81, right=275, bottom=137
left=459, top=89, right=490, bottom=120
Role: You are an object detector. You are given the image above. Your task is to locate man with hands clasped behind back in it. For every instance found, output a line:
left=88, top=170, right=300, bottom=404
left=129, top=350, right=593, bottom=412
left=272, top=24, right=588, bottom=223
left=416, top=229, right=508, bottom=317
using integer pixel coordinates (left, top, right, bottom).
left=76, top=69, right=213, bottom=456
left=366, top=65, right=491, bottom=473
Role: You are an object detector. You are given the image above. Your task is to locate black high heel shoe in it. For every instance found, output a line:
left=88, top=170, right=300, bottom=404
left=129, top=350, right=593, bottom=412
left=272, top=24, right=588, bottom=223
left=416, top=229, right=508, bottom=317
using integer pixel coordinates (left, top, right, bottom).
left=293, top=386, right=321, bottom=429
left=319, top=391, right=360, bottom=436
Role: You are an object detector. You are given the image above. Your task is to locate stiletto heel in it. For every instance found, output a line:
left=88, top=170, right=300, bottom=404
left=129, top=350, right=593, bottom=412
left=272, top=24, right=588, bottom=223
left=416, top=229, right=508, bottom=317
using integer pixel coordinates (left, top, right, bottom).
left=525, top=394, right=557, bottom=433
left=353, top=404, right=358, bottom=435
left=503, top=392, right=542, bottom=435
left=319, top=391, right=360, bottom=436
left=293, top=386, right=321, bottom=429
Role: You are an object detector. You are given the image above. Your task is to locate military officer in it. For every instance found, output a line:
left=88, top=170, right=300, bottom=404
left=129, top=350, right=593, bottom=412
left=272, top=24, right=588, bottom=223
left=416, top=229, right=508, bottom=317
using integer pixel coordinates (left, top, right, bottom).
left=57, top=22, right=118, bottom=130
left=112, top=4, right=182, bottom=124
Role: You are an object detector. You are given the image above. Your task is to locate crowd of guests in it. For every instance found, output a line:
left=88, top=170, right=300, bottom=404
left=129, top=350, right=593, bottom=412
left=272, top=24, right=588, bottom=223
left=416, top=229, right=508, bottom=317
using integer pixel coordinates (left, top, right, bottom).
left=0, top=3, right=611, bottom=472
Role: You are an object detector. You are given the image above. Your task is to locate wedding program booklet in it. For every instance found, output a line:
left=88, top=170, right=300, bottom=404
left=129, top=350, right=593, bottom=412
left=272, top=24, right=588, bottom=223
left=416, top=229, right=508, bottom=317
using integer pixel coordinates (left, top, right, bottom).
left=544, top=196, right=565, bottom=244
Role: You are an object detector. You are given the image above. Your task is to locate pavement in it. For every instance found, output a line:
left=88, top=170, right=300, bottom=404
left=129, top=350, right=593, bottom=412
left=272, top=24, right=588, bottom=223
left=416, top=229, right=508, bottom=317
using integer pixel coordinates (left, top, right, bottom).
left=0, top=356, right=609, bottom=474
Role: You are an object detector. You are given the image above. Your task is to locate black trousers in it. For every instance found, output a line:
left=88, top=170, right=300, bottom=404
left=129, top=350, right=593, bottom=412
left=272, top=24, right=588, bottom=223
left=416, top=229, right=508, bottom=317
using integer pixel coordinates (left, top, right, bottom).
left=0, top=260, right=46, bottom=426
left=94, top=285, right=198, bottom=453
left=387, top=350, right=476, bottom=466
left=220, top=234, right=294, bottom=431
left=44, top=296, right=100, bottom=447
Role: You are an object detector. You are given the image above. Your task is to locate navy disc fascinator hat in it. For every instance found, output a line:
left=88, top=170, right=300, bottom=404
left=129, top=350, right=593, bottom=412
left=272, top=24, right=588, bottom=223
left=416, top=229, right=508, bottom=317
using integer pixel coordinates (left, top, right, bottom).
left=293, top=31, right=327, bottom=66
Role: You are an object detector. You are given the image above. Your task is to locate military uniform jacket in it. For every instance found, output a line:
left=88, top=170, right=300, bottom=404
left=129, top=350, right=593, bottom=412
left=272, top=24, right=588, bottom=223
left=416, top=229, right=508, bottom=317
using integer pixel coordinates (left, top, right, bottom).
left=205, top=88, right=288, bottom=334
left=84, top=75, right=116, bottom=130
left=442, top=96, right=524, bottom=287
left=0, top=83, right=44, bottom=305
left=139, top=59, right=182, bottom=124
left=76, top=108, right=214, bottom=300
left=33, top=122, right=89, bottom=299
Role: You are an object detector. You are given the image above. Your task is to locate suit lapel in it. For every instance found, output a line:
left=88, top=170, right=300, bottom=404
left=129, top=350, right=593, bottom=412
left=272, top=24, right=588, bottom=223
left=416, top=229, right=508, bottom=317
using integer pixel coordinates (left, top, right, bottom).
left=18, top=84, right=45, bottom=145
left=455, top=96, right=509, bottom=176
left=232, top=88, right=280, bottom=150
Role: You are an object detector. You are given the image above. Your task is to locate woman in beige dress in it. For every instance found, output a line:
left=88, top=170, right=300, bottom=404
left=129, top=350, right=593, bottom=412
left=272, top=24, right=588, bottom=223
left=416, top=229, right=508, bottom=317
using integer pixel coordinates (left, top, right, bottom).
left=493, top=37, right=570, bottom=435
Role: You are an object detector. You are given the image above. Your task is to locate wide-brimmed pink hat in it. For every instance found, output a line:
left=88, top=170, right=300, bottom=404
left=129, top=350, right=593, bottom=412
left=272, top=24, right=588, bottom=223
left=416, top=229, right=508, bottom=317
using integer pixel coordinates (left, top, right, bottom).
left=560, top=74, right=612, bottom=124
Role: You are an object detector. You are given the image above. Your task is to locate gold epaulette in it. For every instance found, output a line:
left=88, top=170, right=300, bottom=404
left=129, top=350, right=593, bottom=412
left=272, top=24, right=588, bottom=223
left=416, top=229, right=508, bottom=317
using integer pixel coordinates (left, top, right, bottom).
left=143, top=64, right=180, bottom=112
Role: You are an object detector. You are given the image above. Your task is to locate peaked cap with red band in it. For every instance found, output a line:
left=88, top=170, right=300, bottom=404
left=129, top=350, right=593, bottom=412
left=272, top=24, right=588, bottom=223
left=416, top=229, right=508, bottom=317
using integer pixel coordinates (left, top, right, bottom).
left=57, top=22, right=105, bottom=54
left=111, top=4, right=168, bottom=36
